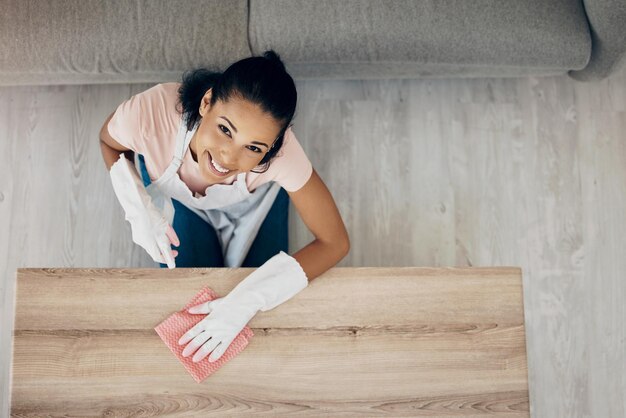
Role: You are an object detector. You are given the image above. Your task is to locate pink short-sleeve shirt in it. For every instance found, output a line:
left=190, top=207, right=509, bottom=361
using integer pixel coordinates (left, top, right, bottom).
left=106, top=82, right=313, bottom=194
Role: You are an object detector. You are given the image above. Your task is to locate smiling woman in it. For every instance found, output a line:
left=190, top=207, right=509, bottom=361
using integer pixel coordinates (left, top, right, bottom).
left=102, top=49, right=349, bottom=364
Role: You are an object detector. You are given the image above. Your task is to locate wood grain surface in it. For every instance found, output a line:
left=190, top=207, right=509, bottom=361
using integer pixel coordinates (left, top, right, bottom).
left=11, top=266, right=528, bottom=416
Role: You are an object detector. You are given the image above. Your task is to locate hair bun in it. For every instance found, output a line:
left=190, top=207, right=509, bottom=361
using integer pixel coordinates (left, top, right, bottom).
left=263, top=50, right=286, bottom=71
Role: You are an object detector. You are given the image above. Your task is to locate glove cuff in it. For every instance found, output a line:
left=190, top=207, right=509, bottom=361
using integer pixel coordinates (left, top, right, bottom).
left=222, top=251, right=309, bottom=313
left=109, top=154, right=158, bottom=222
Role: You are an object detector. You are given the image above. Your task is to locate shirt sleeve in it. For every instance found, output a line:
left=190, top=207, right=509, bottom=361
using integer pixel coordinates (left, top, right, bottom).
left=270, top=127, right=313, bottom=192
left=106, top=86, right=158, bottom=154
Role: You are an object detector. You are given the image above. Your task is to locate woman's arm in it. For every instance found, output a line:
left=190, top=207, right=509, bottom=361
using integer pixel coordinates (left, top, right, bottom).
left=100, top=111, right=134, bottom=171
left=287, top=168, right=350, bottom=282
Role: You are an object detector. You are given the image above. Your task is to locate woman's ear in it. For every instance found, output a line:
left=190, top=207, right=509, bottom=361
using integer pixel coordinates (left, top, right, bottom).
left=199, top=88, right=212, bottom=116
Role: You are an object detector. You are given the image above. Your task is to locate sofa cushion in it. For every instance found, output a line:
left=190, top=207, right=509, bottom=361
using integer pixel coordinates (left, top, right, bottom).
left=0, top=0, right=251, bottom=86
left=569, top=0, right=626, bottom=81
left=249, top=0, right=592, bottom=79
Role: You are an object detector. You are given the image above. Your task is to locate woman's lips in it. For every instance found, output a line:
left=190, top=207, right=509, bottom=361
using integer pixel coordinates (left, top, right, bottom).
left=205, top=151, right=233, bottom=177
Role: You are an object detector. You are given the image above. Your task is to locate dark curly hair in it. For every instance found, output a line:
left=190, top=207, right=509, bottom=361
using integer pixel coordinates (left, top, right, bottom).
left=175, top=50, right=297, bottom=174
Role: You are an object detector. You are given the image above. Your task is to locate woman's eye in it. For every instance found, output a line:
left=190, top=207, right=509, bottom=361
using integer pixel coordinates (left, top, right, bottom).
left=218, top=124, right=262, bottom=153
left=218, top=124, right=230, bottom=136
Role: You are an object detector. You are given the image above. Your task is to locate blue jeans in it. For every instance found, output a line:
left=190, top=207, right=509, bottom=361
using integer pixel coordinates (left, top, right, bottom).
left=137, top=154, right=289, bottom=268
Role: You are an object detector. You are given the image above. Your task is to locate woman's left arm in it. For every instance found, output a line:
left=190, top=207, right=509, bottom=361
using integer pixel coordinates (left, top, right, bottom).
left=178, top=168, right=349, bottom=363
left=287, top=168, right=350, bottom=282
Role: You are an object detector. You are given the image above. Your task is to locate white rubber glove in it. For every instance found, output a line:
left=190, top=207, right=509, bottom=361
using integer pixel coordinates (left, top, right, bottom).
left=178, top=250, right=309, bottom=363
left=109, top=154, right=179, bottom=268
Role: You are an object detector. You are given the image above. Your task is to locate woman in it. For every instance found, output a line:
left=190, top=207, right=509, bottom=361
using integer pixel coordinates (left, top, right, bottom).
left=99, top=50, right=350, bottom=363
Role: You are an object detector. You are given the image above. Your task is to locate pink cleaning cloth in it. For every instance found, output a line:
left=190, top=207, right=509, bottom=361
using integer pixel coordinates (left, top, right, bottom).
left=154, top=286, right=254, bottom=383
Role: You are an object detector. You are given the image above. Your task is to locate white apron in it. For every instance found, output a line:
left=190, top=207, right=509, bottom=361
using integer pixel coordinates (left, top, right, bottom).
left=137, top=113, right=282, bottom=268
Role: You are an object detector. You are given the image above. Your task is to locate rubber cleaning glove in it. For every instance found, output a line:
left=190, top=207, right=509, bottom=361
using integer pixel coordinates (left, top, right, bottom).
left=109, top=153, right=178, bottom=268
left=178, top=250, right=309, bottom=363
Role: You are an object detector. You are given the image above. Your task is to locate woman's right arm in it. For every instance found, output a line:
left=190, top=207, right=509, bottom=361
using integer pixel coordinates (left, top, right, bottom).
left=100, top=107, right=179, bottom=267
left=99, top=111, right=134, bottom=171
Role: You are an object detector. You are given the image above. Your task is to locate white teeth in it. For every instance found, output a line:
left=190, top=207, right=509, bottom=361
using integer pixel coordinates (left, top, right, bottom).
left=211, top=157, right=229, bottom=173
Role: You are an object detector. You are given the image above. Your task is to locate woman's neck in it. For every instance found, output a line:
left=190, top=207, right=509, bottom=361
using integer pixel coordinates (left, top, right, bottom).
left=189, top=131, right=199, bottom=163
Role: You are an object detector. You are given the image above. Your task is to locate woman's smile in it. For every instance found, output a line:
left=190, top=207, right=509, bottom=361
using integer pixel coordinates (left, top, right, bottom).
left=204, top=150, right=235, bottom=177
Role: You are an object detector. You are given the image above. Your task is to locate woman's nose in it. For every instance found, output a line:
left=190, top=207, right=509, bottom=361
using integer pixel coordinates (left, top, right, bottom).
left=219, top=151, right=239, bottom=168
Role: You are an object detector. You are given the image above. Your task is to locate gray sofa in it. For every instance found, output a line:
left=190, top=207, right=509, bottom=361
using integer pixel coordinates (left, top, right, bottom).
left=1, top=0, right=624, bottom=86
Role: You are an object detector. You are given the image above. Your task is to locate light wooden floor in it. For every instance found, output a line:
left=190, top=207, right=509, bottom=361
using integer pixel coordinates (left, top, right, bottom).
left=1, top=65, right=625, bottom=417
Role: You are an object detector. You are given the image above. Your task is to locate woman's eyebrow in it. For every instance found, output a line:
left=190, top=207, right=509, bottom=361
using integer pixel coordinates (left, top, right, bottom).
left=219, top=116, right=270, bottom=149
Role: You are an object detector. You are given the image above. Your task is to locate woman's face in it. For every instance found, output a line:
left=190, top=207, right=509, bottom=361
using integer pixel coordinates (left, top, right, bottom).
left=190, top=88, right=283, bottom=184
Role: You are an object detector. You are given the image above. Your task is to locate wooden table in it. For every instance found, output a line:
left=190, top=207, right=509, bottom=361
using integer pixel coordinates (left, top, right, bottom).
left=10, top=267, right=529, bottom=416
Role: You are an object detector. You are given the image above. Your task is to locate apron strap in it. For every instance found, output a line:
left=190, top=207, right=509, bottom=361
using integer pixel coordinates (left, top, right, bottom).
left=156, top=113, right=198, bottom=181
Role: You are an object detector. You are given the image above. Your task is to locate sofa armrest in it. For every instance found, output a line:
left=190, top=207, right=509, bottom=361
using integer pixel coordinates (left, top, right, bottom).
left=569, top=0, right=626, bottom=81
